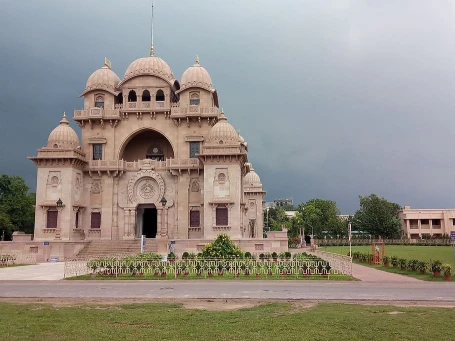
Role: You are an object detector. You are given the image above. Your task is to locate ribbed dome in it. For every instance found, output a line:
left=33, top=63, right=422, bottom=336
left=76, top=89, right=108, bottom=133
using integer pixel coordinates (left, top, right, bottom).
left=243, top=165, right=262, bottom=187
left=179, top=57, right=214, bottom=92
left=82, top=65, right=120, bottom=96
left=208, top=111, right=239, bottom=144
left=47, top=114, right=80, bottom=149
left=123, top=56, right=175, bottom=83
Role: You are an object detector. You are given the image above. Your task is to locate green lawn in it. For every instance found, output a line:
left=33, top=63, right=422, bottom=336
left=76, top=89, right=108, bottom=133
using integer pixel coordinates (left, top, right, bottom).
left=322, top=245, right=455, bottom=266
left=1, top=302, right=455, bottom=341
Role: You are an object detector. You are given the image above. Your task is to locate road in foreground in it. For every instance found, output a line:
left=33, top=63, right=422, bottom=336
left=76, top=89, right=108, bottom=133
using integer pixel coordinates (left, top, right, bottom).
left=0, top=280, right=454, bottom=301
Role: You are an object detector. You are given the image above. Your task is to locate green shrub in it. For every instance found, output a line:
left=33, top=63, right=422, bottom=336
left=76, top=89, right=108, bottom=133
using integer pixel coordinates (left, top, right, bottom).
left=201, top=234, right=243, bottom=259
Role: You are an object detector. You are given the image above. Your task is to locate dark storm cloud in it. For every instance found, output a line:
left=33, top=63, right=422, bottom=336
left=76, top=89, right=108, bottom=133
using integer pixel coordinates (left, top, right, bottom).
left=1, top=0, right=454, bottom=213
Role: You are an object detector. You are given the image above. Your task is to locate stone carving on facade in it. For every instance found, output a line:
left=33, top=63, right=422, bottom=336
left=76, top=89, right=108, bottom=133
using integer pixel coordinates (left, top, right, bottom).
left=190, top=179, right=200, bottom=192
left=214, top=168, right=230, bottom=198
left=91, top=179, right=102, bottom=194
left=128, top=169, right=165, bottom=205
left=47, top=171, right=61, bottom=186
left=139, top=180, right=156, bottom=199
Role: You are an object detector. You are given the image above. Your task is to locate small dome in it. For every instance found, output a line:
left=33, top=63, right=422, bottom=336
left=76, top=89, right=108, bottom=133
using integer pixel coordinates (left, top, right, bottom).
left=179, top=56, right=214, bottom=93
left=238, top=135, right=245, bottom=143
left=243, top=165, right=262, bottom=187
left=47, top=113, right=80, bottom=149
left=208, top=110, right=239, bottom=144
left=82, top=65, right=120, bottom=96
left=123, top=56, right=175, bottom=84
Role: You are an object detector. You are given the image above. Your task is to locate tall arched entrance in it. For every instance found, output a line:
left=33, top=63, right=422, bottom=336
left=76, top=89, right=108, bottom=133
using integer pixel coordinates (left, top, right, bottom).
left=119, top=128, right=175, bottom=162
left=136, top=204, right=158, bottom=238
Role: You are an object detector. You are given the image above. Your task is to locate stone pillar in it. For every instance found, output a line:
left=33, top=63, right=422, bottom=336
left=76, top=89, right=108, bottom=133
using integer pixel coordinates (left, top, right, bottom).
left=157, top=207, right=162, bottom=238
left=131, top=208, right=136, bottom=238
left=418, top=219, right=422, bottom=238
left=112, top=177, right=119, bottom=240
left=163, top=207, right=169, bottom=237
left=124, top=209, right=130, bottom=238
left=429, top=219, right=433, bottom=236
left=406, top=219, right=410, bottom=238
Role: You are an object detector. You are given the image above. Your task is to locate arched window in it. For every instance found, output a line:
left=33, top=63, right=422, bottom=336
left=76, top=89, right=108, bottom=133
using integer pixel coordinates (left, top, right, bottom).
left=95, top=95, right=104, bottom=108
left=115, top=92, right=123, bottom=106
left=190, top=92, right=200, bottom=106
left=128, top=90, right=137, bottom=102
left=146, top=146, right=165, bottom=161
left=156, top=89, right=165, bottom=102
left=142, top=90, right=151, bottom=102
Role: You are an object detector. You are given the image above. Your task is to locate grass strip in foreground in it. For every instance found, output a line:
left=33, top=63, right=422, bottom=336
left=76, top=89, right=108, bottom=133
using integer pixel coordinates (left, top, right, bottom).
left=1, top=302, right=454, bottom=341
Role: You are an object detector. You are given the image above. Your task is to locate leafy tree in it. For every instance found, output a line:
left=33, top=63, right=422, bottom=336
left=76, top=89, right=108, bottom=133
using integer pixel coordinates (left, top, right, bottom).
left=297, top=198, right=345, bottom=238
left=263, top=206, right=288, bottom=232
left=351, top=194, right=401, bottom=238
left=0, top=175, right=35, bottom=240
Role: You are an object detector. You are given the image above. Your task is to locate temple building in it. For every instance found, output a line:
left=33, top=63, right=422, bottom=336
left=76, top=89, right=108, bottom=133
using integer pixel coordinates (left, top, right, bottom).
left=27, top=53, right=288, bottom=256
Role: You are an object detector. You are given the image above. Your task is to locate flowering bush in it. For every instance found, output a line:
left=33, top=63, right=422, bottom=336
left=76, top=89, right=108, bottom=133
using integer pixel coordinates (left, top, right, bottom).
left=201, top=234, right=243, bottom=259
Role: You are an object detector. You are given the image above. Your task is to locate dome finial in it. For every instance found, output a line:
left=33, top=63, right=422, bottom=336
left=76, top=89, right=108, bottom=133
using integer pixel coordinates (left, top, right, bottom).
left=150, top=2, right=155, bottom=56
left=104, top=57, right=111, bottom=69
left=196, top=55, right=200, bottom=64
left=59, top=112, right=69, bottom=125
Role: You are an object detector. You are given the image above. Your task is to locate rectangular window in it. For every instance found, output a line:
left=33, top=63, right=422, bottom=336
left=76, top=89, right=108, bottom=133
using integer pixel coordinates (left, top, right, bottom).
left=75, top=211, right=79, bottom=229
left=189, top=142, right=200, bottom=158
left=91, top=212, right=101, bottom=229
left=190, top=98, right=200, bottom=105
left=47, top=210, right=58, bottom=229
left=421, top=219, right=429, bottom=225
left=216, top=206, right=228, bottom=226
left=95, top=101, right=104, bottom=108
left=190, top=211, right=200, bottom=227
left=93, top=144, right=103, bottom=160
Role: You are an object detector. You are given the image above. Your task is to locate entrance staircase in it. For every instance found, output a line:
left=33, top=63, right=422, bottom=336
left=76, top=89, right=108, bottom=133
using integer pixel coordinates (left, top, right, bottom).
left=76, top=239, right=159, bottom=258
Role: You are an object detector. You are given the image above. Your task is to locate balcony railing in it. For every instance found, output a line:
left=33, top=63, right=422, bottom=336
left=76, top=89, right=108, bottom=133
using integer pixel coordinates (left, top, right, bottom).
left=74, top=108, right=121, bottom=120
left=86, top=158, right=202, bottom=173
left=170, top=105, right=219, bottom=117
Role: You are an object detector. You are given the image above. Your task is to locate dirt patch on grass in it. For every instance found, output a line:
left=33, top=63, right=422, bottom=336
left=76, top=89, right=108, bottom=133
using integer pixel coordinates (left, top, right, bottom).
left=1, top=298, right=455, bottom=310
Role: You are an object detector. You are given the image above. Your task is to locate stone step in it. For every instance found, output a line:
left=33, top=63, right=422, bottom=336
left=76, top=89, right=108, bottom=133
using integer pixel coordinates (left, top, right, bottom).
left=76, top=240, right=158, bottom=258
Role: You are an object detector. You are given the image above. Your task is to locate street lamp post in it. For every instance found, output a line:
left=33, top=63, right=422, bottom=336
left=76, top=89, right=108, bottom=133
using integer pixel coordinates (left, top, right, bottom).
left=55, top=198, right=63, bottom=240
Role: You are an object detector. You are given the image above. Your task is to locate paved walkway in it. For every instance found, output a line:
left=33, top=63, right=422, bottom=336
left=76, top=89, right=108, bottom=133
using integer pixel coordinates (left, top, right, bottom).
left=0, top=262, right=65, bottom=280
left=352, top=263, right=421, bottom=282
left=1, top=280, right=454, bottom=301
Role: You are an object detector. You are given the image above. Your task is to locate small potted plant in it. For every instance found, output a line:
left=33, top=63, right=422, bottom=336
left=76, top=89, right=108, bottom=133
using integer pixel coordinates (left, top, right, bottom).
left=279, top=252, right=286, bottom=261
left=285, top=252, right=292, bottom=260
left=399, top=258, right=407, bottom=270
left=278, top=264, right=286, bottom=277
left=195, top=263, right=202, bottom=277
left=391, top=256, right=399, bottom=268
left=259, top=253, right=265, bottom=262
left=431, top=260, right=442, bottom=277
left=168, top=252, right=176, bottom=263
left=208, top=264, right=215, bottom=277
left=217, top=262, right=224, bottom=276
left=417, top=261, right=427, bottom=274
left=442, top=264, right=452, bottom=280
left=272, top=252, right=278, bottom=262
left=158, top=264, right=166, bottom=277
left=382, top=256, right=390, bottom=267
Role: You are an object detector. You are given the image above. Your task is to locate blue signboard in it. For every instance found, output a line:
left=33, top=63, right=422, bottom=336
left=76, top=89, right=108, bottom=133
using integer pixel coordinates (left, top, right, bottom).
left=450, top=231, right=455, bottom=242
left=44, top=241, right=50, bottom=246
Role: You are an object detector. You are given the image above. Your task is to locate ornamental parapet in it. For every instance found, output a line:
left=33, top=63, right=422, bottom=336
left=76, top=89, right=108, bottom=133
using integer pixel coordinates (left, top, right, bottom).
left=170, top=105, right=219, bottom=118
left=85, top=158, right=202, bottom=175
left=74, top=108, right=122, bottom=121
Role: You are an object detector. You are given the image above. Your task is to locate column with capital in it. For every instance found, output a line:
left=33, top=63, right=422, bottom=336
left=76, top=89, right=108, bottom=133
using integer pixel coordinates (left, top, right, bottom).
left=157, top=207, right=162, bottom=238
left=162, top=207, right=168, bottom=237
left=112, top=177, right=119, bottom=240
left=124, top=209, right=130, bottom=238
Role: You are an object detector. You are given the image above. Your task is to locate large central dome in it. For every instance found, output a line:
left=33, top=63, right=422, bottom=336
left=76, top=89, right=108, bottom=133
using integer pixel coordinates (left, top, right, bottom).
left=123, top=56, right=175, bottom=84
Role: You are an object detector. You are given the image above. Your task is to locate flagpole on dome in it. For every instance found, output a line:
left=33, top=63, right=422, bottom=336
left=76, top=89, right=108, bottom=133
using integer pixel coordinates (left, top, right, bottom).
left=150, top=1, right=155, bottom=56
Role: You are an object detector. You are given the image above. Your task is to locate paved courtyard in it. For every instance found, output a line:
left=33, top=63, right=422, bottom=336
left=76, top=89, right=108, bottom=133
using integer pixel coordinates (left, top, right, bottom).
left=0, top=262, right=64, bottom=281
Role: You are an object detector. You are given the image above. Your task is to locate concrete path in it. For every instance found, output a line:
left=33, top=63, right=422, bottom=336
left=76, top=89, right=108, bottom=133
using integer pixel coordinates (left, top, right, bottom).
left=0, top=262, right=65, bottom=280
left=1, top=280, right=454, bottom=301
left=352, top=263, right=421, bottom=282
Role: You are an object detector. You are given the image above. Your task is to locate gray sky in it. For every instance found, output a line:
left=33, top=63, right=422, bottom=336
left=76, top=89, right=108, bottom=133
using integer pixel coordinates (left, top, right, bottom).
left=1, top=0, right=454, bottom=213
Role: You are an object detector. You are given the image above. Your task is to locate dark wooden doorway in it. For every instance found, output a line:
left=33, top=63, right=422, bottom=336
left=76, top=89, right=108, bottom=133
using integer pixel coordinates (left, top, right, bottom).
left=143, top=208, right=157, bottom=238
